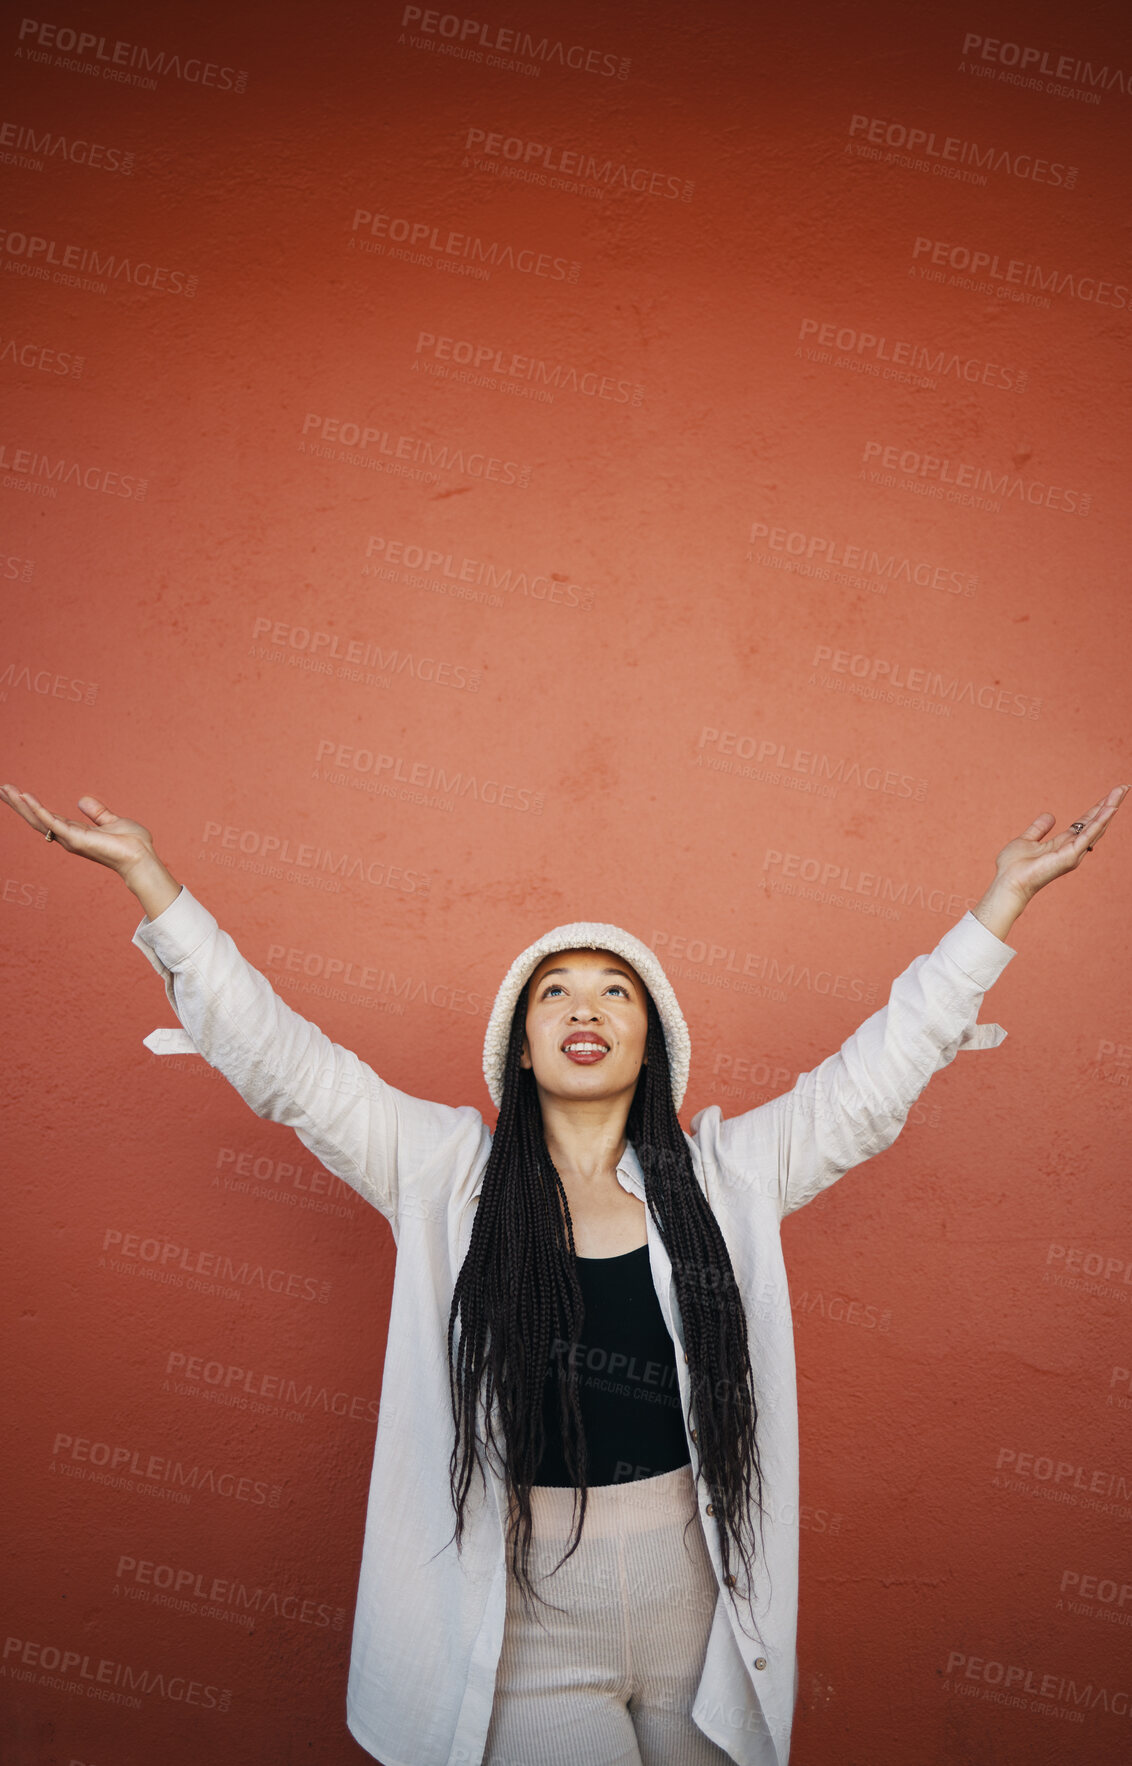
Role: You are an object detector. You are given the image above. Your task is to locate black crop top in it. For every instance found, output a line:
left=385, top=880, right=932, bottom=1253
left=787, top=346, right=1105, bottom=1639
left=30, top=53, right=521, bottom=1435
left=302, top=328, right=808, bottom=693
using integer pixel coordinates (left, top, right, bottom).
left=534, top=1244, right=691, bottom=1487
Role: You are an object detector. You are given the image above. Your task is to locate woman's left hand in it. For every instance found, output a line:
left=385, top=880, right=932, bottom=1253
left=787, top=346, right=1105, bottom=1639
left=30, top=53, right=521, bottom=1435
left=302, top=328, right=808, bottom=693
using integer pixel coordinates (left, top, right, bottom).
left=988, top=785, right=1128, bottom=916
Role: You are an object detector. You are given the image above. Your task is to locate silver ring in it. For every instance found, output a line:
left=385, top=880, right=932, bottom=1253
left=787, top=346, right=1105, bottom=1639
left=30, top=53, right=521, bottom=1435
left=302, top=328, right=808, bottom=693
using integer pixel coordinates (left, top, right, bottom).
left=44, top=828, right=55, bottom=841
left=1068, top=822, right=1087, bottom=834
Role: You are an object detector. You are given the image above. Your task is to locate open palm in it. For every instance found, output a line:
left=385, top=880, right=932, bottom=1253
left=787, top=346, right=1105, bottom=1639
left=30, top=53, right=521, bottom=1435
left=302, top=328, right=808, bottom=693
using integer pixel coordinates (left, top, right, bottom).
left=0, top=786, right=157, bottom=877
left=992, top=786, right=1126, bottom=905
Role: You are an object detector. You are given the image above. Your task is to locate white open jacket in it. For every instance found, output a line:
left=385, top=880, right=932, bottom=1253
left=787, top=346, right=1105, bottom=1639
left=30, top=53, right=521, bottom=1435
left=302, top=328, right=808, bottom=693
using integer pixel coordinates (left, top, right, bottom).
left=132, top=885, right=1016, bottom=1766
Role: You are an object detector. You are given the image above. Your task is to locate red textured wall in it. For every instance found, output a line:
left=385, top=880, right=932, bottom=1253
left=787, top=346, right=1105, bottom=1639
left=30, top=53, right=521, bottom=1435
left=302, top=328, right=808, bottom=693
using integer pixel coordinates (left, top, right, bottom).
left=3, top=1, right=1130, bottom=1761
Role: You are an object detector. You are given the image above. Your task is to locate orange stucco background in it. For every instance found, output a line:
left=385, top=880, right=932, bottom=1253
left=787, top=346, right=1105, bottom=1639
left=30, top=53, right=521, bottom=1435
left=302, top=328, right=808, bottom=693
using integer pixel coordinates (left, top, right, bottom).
left=2, top=1, right=1130, bottom=1761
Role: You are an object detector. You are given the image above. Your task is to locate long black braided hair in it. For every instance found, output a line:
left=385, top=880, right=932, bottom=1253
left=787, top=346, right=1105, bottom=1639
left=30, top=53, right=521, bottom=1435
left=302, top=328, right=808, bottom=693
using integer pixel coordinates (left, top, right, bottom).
left=443, top=973, right=769, bottom=1636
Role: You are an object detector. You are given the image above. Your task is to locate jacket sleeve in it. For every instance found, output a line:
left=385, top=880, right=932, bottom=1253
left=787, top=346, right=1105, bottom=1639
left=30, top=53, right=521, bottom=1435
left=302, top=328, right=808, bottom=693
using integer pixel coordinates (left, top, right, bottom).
left=693, top=910, right=1017, bottom=1219
left=131, top=884, right=486, bottom=1228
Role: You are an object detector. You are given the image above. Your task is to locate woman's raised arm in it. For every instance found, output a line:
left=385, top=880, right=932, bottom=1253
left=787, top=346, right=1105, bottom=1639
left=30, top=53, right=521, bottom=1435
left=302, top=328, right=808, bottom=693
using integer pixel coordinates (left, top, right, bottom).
left=1, top=784, right=487, bottom=1231
left=697, top=784, right=1128, bottom=1219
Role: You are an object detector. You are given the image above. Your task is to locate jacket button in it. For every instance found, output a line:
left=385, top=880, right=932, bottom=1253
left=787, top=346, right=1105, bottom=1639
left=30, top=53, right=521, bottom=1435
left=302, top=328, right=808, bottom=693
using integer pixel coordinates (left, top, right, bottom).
left=724, top=1574, right=735, bottom=1587
left=684, top=1352, right=689, bottom=1363
left=754, top=1657, right=767, bottom=1670
left=705, top=1503, right=714, bottom=1516
left=690, top=1428, right=698, bottom=1443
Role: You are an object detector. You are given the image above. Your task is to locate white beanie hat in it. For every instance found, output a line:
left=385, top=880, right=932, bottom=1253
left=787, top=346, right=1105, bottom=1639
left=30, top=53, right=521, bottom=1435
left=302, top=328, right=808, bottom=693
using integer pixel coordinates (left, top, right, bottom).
left=482, top=922, right=691, bottom=1113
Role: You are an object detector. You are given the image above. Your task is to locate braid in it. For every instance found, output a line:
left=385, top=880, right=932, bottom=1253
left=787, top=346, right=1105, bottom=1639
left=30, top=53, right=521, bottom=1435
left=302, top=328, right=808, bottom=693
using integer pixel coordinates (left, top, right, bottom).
left=442, top=981, right=768, bottom=1639
left=626, top=995, right=768, bottom=1628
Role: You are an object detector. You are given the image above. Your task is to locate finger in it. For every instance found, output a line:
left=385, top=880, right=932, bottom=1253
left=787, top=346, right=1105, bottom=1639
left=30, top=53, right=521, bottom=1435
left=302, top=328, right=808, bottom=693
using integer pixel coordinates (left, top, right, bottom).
left=1019, top=812, right=1056, bottom=842
left=1075, top=785, right=1127, bottom=826
left=1052, top=788, right=1126, bottom=850
left=1071, top=802, right=1119, bottom=852
left=1039, top=809, right=1110, bottom=869
left=77, top=795, right=118, bottom=825
left=1062, top=786, right=1128, bottom=855
left=1, top=786, right=54, bottom=834
left=1066, top=798, right=1104, bottom=834
left=0, top=785, right=44, bottom=831
left=17, top=791, right=76, bottom=842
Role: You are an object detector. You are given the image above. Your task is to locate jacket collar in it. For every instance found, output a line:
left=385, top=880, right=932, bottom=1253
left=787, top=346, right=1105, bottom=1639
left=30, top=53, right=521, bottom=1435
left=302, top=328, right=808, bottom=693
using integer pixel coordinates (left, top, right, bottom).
left=615, top=1140, right=646, bottom=1201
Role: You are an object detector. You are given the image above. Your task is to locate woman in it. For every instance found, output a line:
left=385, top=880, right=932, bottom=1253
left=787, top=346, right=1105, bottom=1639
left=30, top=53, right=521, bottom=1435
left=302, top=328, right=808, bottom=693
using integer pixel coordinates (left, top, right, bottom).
left=2, top=780, right=1125, bottom=1766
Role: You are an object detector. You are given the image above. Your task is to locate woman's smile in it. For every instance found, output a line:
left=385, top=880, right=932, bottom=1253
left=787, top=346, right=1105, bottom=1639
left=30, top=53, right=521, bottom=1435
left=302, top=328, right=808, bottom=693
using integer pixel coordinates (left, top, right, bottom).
left=560, top=1035, right=611, bottom=1064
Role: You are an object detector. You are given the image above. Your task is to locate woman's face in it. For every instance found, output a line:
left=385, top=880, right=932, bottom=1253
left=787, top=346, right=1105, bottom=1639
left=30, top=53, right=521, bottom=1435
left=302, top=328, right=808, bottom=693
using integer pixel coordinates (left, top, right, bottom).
left=520, top=947, right=649, bottom=1102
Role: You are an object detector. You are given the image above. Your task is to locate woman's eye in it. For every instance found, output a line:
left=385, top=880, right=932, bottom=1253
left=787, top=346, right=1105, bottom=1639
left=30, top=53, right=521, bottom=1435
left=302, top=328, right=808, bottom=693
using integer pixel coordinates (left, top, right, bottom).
left=543, top=983, right=628, bottom=998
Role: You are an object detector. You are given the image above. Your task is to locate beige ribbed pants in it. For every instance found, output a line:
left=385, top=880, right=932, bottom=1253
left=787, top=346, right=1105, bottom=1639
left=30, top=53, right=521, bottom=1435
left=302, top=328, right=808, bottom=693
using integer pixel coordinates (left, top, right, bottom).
left=483, top=1463, right=736, bottom=1766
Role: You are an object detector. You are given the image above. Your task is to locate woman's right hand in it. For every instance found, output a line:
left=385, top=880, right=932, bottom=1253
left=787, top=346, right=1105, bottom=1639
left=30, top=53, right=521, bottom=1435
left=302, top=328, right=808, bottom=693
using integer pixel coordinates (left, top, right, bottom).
left=1, top=785, right=162, bottom=887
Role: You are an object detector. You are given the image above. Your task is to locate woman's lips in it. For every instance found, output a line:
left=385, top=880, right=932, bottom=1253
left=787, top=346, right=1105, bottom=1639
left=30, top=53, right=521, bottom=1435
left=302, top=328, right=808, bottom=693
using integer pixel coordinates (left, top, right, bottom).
left=561, top=1042, right=609, bottom=1064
